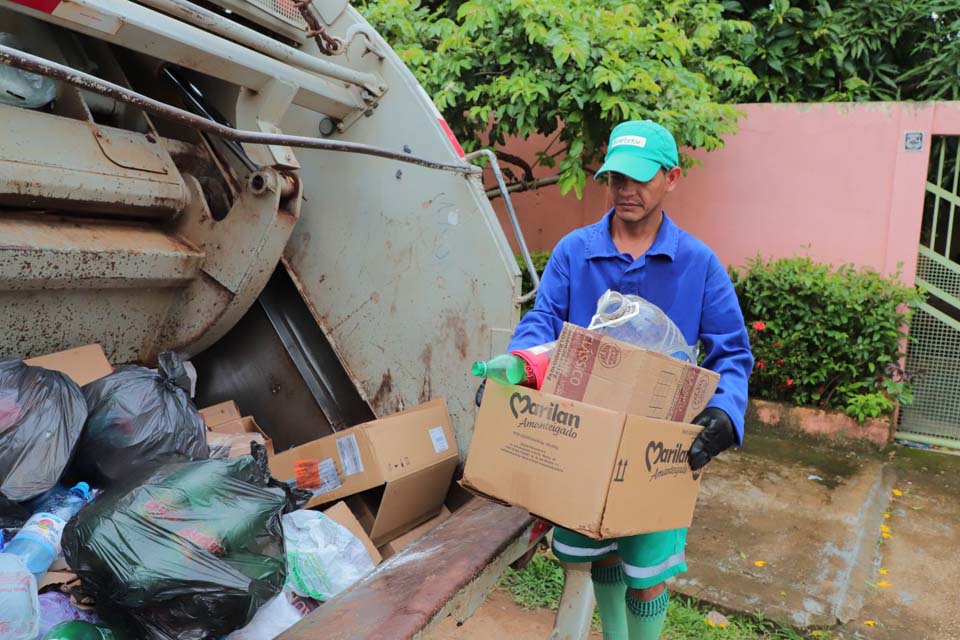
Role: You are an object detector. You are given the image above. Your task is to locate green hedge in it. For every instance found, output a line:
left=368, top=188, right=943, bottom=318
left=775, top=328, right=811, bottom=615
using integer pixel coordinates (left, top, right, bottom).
left=517, top=253, right=924, bottom=422
left=731, top=256, right=923, bottom=422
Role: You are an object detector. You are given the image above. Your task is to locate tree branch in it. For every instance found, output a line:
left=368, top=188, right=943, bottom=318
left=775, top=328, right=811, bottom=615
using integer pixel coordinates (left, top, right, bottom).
left=493, top=150, right=536, bottom=182
left=486, top=174, right=561, bottom=200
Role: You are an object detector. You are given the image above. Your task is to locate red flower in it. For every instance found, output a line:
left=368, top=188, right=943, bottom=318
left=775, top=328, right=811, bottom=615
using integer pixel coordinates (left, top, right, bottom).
left=776, top=359, right=784, bottom=366
left=774, top=341, right=782, bottom=348
left=752, top=321, right=767, bottom=331
left=756, top=360, right=766, bottom=370
left=786, top=379, right=794, bottom=387
left=817, top=386, right=825, bottom=394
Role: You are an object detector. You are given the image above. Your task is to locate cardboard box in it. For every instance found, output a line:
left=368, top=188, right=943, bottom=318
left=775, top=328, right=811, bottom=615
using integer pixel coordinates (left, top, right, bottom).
left=270, top=398, right=458, bottom=545
left=461, top=384, right=704, bottom=539
left=323, top=501, right=382, bottom=565
left=199, top=400, right=242, bottom=428
left=543, top=323, right=720, bottom=422
left=206, top=416, right=274, bottom=458
left=378, top=506, right=451, bottom=559
left=24, top=344, right=112, bottom=386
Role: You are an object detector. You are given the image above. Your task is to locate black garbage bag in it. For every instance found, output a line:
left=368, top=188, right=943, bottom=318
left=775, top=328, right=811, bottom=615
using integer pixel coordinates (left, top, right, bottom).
left=0, top=494, right=29, bottom=540
left=62, top=445, right=289, bottom=640
left=75, top=352, right=208, bottom=485
left=0, top=358, right=87, bottom=502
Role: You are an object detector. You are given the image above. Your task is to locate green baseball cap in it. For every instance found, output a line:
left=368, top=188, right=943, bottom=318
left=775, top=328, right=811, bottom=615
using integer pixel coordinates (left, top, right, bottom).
left=595, top=120, right=679, bottom=183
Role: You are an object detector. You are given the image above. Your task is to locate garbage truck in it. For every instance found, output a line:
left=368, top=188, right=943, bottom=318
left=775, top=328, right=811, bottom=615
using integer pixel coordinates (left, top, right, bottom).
left=0, top=0, right=556, bottom=636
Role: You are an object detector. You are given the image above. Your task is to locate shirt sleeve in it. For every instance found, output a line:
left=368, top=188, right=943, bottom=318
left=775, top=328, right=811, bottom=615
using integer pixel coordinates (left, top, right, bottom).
left=507, top=242, right=571, bottom=352
left=699, top=253, right=754, bottom=445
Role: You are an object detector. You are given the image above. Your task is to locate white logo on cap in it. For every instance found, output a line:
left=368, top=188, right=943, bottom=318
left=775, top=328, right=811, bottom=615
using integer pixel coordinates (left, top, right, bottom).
left=610, top=135, right=647, bottom=149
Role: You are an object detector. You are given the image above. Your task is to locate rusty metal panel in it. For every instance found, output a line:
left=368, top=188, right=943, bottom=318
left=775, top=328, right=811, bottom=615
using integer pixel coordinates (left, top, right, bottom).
left=280, top=501, right=535, bottom=640
left=0, top=104, right=188, bottom=218
left=280, top=8, right=521, bottom=460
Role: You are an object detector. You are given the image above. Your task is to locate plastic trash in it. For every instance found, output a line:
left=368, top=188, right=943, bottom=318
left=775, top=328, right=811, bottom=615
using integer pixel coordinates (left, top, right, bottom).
left=587, top=290, right=698, bottom=361
left=0, top=358, right=87, bottom=502
left=282, top=509, right=376, bottom=601
left=4, top=482, right=91, bottom=578
left=42, top=621, right=122, bottom=640
left=0, top=552, right=39, bottom=640
left=0, top=494, right=29, bottom=542
left=62, top=446, right=289, bottom=640
left=37, top=592, right=101, bottom=639
left=74, top=351, right=209, bottom=485
left=0, top=33, right=57, bottom=108
left=224, top=592, right=304, bottom=640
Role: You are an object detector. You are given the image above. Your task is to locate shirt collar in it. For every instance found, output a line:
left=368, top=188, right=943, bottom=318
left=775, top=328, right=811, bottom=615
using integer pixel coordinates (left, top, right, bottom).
left=585, top=209, right=679, bottom=262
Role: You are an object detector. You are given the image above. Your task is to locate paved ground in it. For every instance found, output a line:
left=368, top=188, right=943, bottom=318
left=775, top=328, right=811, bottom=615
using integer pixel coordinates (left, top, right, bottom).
left=427, top=426, right=960, bottom=639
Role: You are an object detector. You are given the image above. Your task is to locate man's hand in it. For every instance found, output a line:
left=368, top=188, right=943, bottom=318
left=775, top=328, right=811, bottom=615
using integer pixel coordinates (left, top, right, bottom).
left=688, top=407, right=735, bottom=471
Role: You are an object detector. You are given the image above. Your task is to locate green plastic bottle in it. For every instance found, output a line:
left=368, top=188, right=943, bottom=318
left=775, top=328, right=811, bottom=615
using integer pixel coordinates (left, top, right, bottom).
left=42, top=621, right=122, bottom=640
left=471, top=353, right=529, bottom=386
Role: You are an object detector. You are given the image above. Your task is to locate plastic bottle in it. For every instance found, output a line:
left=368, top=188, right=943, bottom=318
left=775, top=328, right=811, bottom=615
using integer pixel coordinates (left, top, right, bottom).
left=472, top=353, right=530, bottom=386
left=42, top=621, right=122, bottom=640
left=0, top=553, right=39, bottom=639
left=3, top=482, right=91, bottom=578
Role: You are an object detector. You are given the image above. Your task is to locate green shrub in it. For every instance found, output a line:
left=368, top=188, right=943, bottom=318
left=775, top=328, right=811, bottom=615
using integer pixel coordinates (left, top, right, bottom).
left=516, top=252, right=551, bottom=317
left=731, top=256, right=923, bottom=422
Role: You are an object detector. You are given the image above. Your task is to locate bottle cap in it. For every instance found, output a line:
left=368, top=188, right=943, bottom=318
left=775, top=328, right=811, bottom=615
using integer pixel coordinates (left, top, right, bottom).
left=72, top=481, right=92, bottom=502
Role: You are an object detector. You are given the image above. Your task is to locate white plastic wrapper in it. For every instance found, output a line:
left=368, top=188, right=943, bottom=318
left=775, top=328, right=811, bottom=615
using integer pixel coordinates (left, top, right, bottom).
left=225, top=592, right=304, bottom=640
left=282, top=510, right=376, bottom=601
left=0, top=33, right=56, bottom=108
left=0, top=554, right=39, bottom=640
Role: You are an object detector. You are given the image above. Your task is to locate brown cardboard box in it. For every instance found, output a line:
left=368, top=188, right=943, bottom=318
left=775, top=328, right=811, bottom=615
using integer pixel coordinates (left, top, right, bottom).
left=24, top=344, right=112, bottom=386
left=323, top=501, right=382, bottom=565
left=270, top=398, right=458, bottom=545
left=542, top=323, right=720, bottom=423
left=198, top=400, right=242, bottom=428
left=461, top=383, right=704, bottom=539
left=206, top=415, right=275, bottom=458
left=377, top=506, right=451, bottom=559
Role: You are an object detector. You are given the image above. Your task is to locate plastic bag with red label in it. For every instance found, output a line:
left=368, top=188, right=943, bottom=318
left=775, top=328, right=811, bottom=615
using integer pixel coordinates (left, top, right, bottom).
left=61, top=444, right=294, bottom=640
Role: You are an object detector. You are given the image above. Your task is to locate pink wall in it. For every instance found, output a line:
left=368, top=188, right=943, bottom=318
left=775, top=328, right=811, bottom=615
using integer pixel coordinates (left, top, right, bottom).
left=491, top=102, right=960, bottom=283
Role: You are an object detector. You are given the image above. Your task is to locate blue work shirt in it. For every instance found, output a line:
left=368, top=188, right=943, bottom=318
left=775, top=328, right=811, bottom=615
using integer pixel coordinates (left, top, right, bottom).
left=508, top=210, right=754, bottom=443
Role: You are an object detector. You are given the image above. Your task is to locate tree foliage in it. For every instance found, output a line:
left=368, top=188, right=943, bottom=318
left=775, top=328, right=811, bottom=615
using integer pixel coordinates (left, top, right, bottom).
left=357, top=0, right=757, bottom=196
left=724, top=0, right=960, bottom=102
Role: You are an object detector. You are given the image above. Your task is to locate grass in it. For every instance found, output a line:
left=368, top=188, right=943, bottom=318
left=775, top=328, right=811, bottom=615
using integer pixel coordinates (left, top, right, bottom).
left=498, top=552, right=821, bottom=639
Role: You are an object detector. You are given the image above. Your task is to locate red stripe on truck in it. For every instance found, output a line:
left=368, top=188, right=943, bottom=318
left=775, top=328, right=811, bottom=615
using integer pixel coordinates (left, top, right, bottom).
left=9, top=0, right=61, bottom=12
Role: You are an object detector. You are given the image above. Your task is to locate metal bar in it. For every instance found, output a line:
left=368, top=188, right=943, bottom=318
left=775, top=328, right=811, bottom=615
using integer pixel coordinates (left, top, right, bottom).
left=930, top=140, right=946, bottom=250
left=915, top=277, right=960, bottom=314
left=464, top=149, right=540, bottom=303
left=133, top=0, right=382, bottom=93
left=894, top=431, right=960, bottom=449
left=947, top=140, right=960, bottom=259
left=548, top=562, right=595, bottom=640
left=918, top=300, right=960, bottom=333
left=918, top=244, right=960, bottom=274
left=0, top=45, right=480, bottom=176
left=924, top=182, right=960, bottom=210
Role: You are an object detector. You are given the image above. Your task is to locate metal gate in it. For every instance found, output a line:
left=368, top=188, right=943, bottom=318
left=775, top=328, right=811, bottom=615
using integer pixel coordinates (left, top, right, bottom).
left=898, top=136, right=960, bottom=447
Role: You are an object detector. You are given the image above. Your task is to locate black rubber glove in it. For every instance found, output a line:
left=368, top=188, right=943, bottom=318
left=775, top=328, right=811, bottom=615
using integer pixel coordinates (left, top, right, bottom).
left=475, top=378, right=487, bottom=407
left=688, top=407, right=735, bottom=471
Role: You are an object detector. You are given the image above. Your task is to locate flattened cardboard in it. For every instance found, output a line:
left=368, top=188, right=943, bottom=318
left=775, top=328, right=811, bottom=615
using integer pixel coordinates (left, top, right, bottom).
left=199, top=400, right=241, bottom=428
left=462, top=385, right=703, bottom=539
left=25, top=344, right=112, bottom=386
left=323, top=501, right=382, bottom=565
left=378, top=506, right=451, bottom=558
left=270, top=399, right=458, bottom=538
left=543, top=323, right=719, bottom=422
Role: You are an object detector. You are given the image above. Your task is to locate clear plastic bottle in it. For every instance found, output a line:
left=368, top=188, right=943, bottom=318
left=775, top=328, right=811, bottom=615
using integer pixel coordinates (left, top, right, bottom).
left=0, top=553, right=39, bottom=639
left=42, top=621, right=123, bottom=640
left=3, top=482, right=91, bottom=578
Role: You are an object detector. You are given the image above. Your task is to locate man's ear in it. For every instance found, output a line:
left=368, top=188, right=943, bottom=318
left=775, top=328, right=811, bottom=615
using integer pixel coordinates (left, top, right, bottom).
left=664, top=166, right=682, bottom=192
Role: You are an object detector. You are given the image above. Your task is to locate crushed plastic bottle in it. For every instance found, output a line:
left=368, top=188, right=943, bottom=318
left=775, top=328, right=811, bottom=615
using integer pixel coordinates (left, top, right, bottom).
left=0, top=552, right=39, bottom=639
left=0, top=33, right=57, bottom=108
left=3, top=482, right=91, bottom=578
left=587, top=290, right=698, bottom=361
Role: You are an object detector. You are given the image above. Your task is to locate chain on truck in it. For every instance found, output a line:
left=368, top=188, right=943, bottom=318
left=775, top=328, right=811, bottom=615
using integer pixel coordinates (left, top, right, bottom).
left=0, top=0, right=559, bottom=637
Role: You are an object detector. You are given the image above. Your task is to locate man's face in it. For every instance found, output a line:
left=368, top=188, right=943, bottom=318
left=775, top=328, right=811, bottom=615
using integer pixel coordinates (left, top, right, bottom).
left=606, top=167, right=681, bottom=224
